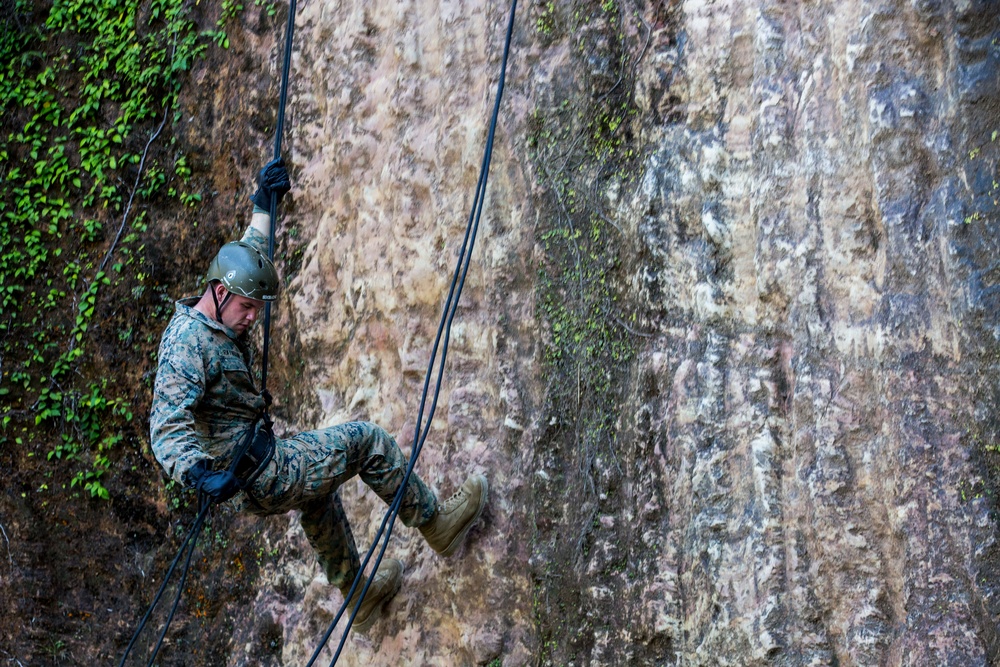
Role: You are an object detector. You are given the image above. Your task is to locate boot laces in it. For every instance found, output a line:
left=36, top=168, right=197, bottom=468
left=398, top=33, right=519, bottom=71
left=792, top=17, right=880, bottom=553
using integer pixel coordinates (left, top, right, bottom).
left=440, top=485, right=470, bottom=514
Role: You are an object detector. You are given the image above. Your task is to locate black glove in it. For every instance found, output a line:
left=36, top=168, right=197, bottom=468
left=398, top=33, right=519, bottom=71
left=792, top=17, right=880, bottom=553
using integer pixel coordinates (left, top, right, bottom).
left=250, top=157, right=291, bottom=210
left=185, top=460, right=242, bottom=502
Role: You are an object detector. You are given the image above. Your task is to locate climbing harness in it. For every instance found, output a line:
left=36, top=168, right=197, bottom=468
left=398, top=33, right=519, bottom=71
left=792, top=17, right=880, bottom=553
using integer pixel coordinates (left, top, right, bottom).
left=305, top=0, right=519, bottom=663
left=117, top=0, right=296, bottom=661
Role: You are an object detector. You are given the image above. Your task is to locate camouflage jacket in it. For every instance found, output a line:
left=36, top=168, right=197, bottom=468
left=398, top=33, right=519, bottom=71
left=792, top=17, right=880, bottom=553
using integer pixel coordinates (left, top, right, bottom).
left=150, top=227, right=268, bottom=484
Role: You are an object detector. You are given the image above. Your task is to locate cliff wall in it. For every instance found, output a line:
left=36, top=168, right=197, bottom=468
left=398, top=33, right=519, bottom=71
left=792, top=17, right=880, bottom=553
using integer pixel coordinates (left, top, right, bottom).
left=3, top=0, right=997, bottom=665
left=240, top=0, right=1000, bottom=664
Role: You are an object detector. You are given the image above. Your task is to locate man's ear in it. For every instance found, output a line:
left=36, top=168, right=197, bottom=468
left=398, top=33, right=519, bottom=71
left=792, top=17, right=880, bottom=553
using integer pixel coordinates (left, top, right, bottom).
left=213, top=282, right=229, bottom=301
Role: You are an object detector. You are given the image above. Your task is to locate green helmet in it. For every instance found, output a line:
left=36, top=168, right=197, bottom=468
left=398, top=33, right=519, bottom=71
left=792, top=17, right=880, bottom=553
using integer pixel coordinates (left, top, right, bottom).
left=206, top=241, right=279, bottom=301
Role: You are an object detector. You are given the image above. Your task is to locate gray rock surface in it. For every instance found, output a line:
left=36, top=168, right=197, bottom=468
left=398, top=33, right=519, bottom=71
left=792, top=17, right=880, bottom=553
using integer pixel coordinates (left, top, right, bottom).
left=247, top=0, right=1000, bottom=664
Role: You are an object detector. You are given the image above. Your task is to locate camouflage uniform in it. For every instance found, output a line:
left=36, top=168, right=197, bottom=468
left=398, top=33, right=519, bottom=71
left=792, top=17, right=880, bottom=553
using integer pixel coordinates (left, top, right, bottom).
left=150, top=227, right=437, bottom=589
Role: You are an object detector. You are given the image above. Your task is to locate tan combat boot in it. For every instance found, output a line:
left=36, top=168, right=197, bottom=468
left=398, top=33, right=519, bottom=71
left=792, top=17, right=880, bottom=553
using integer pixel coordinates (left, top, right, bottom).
left=341, top=558, right=404, bottom=633
left=419, top=473, right=488, bottom=557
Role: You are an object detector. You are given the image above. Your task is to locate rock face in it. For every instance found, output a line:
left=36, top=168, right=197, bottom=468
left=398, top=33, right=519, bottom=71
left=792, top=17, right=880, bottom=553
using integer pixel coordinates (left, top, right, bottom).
left=237, top=0, right=1000, bottom=664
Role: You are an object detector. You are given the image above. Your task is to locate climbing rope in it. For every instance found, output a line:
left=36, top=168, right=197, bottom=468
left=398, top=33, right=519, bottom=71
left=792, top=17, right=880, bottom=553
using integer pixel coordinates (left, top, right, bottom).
left=261, top=0, right=298, bottom=394
left=117, top=1, right=298, bottom=662
left=305, top=0, right=518, bottom=663
left=117, top=413, right=265, bottom=666
left=116, top=498, right=209, bottom=667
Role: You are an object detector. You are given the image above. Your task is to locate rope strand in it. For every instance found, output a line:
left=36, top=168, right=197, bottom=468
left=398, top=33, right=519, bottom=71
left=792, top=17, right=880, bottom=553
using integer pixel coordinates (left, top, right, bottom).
left=261, top=0, right=298, bottom=395
left=306, top=0, right=518, bottom=663
left=117, top=499, right=211, bottom=667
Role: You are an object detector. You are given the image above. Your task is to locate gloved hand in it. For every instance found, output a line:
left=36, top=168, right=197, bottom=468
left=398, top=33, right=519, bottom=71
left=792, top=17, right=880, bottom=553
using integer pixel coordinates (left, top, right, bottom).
left=250, top=157, right=291, bottom=210
left=185, top=460, right=242, bottom=502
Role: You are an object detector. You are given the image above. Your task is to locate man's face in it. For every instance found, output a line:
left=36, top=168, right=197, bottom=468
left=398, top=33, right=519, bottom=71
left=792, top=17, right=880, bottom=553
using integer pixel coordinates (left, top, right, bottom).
left=216, top=285, right=266, bottom=335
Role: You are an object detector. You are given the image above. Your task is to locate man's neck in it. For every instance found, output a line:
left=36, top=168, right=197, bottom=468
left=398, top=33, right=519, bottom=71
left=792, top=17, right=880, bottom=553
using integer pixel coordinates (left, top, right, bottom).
left=193, top=291, right=219, bottom=322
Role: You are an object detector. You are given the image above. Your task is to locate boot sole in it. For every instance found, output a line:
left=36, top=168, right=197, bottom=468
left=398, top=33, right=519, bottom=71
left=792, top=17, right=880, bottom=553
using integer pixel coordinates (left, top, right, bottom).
left=440, top=474, right=489, bottom=557
left=353, top=561, right=404, bottom=634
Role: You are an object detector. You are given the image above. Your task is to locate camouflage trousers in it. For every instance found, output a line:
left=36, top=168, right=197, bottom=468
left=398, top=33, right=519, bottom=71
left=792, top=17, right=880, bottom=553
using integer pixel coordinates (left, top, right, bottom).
left=241, top=421, right=437, bottom=590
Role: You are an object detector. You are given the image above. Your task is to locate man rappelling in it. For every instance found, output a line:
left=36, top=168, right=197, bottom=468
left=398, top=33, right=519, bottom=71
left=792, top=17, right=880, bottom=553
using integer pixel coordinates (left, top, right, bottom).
left=149, top=159, right=489, bottom=632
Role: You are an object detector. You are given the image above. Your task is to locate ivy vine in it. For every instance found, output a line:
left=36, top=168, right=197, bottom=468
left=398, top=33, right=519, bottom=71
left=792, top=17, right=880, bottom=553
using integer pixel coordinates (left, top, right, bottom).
left=0, top=0, right=242, bottom=500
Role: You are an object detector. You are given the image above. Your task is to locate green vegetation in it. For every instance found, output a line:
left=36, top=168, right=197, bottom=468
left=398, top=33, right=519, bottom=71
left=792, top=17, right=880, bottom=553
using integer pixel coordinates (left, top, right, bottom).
left=535, top=0, right=556, bottom=37
left=528, top=0, right=643, bottom=450
left=206, top=0, right=244, bottom=48
left=0, top=0, right=238, bottom=499
left=964, top=130, right=999, bottom=224
left=525, top=1, right=650, bottom=661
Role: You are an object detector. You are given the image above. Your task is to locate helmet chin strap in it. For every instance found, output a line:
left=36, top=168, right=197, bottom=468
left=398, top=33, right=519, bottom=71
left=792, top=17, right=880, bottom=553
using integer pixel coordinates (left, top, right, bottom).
left=210, top=283, right=234, bottom=324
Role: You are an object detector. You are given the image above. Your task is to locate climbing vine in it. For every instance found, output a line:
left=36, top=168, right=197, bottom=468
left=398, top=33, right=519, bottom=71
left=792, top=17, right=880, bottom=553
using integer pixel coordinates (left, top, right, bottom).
left=524, top=0, right=656, bottom=662
left=529, top=0, right=644, bottom=457
left=0, top=0, right=240, bottom=499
